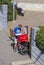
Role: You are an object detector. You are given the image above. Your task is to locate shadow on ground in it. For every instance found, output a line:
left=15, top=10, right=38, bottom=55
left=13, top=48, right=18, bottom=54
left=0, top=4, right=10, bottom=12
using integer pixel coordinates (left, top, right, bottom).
left=8, top=36, right=14, bottom=42
left=11, top=43, right=15, bottom=49
left=10, top=41, right=31, bottom=58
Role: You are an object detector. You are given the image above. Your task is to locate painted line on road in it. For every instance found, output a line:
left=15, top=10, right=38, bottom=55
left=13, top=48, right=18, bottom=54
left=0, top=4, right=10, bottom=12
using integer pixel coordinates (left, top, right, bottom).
left=17, top=3, right=44, bottom=12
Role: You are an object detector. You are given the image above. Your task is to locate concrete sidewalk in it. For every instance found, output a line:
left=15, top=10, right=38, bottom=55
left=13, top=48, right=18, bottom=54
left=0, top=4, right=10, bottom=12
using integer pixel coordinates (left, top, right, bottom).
left=0, top=30, right=35, bottom=65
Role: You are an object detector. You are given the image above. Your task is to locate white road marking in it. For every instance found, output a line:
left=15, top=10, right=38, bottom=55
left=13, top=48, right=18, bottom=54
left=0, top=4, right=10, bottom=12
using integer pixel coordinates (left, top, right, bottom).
left=15, top=3, right=44, bottom=12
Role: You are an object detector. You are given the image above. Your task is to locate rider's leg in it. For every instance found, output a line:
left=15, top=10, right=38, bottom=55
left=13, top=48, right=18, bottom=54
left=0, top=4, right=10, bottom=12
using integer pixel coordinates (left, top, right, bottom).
left=14, top=37, right=17, bottom=50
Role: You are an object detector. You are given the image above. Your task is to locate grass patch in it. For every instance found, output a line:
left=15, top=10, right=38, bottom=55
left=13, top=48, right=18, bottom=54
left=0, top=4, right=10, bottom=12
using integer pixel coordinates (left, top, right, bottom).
left=35, top=26, right=44, bottom=51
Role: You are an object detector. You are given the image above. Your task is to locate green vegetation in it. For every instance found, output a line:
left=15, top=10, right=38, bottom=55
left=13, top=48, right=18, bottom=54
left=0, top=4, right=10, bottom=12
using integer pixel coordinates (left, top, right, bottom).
left=8, top=3, right=13, bottom=21
left=0, top=0, right=10, bottom=4
left=35, top=26, right=44, bottom=51
left=14, top=9, right=17, bottom=20
left=2, top=0, right=9, bottom=4
left=0, top=0, right=13, bottom=21
left=0, top=0, right=2, bottom=5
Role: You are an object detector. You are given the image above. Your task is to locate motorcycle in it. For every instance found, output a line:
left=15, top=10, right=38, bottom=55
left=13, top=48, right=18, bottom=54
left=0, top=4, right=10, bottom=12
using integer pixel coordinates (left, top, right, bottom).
left=17, top=34, right=29, bottom=55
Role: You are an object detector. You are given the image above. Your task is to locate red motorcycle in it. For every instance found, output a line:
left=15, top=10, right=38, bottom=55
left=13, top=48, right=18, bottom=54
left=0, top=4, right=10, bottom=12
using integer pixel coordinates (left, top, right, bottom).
left=17, top=34, right=29, bottom=55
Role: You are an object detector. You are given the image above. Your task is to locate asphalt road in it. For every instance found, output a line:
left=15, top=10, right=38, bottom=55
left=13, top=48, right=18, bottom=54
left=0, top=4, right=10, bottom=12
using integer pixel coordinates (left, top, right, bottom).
left=8, top=10, right=44, bottom=36
left=16, top=10, right=44, bottom=26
